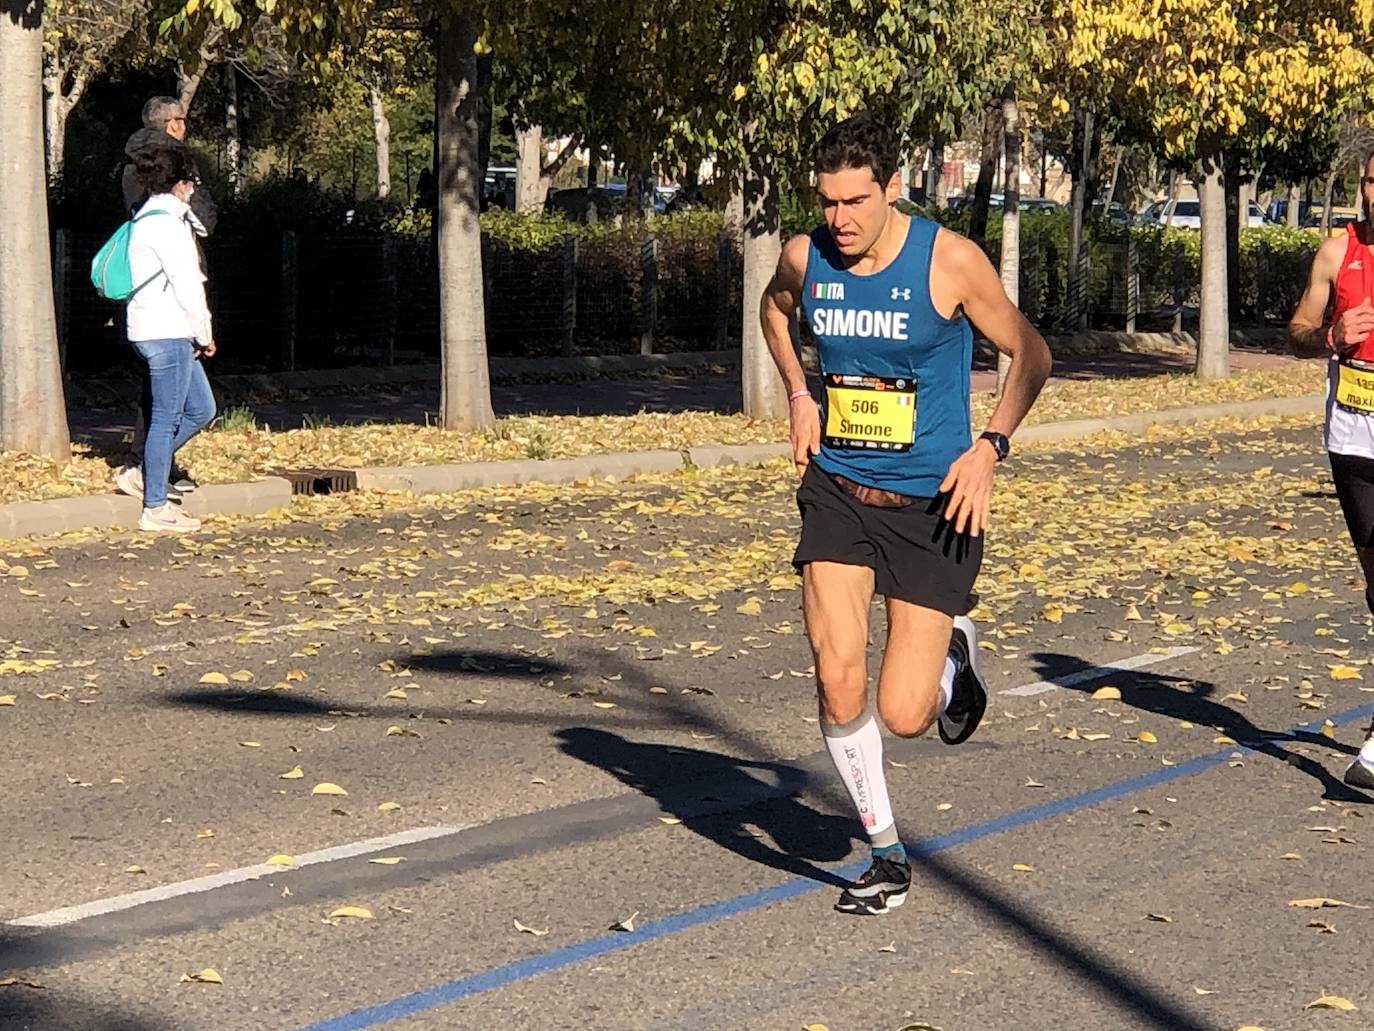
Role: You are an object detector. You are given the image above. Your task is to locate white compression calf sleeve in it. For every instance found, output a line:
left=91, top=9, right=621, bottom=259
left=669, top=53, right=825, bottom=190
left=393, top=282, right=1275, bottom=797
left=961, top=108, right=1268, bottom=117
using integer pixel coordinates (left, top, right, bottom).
left=822, top=713, right=896, bottom=843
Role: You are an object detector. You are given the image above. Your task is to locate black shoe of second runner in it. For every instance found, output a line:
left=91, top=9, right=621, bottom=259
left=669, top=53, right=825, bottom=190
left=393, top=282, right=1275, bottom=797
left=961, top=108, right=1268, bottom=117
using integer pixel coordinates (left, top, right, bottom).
left=835, top=855, right=911, bottom=916
left=938, top=615, right=988, bottom=745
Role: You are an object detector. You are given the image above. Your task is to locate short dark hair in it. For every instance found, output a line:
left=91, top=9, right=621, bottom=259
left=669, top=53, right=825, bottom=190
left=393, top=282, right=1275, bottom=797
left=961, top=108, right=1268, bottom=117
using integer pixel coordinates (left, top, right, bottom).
left=813, top=113, right=900, bottom=187
left=142, top=96, right=184, bottom=130
left=133, top=146, right=198, bottom=195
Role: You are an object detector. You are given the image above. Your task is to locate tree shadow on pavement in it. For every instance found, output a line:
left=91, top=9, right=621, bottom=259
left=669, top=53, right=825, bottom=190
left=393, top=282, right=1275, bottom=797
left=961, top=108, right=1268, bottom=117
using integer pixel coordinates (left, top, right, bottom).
left=0, top=975, right=166, bottom=1031
left=1032, top=651, right=1371, bottom=803
left=555, top=727, right=854, bottom=889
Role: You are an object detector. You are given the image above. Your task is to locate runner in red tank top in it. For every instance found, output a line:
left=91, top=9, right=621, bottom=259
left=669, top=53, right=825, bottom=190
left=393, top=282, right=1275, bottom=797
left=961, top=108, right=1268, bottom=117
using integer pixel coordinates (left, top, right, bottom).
left=1290, top=148, right=1374, bottom=789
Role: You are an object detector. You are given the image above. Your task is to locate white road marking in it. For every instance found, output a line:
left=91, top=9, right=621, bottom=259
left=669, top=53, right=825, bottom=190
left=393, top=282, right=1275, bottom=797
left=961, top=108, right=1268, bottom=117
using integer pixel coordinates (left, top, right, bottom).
left=8, top=824, right=465, bottom=929
left=137, top=616, right=347, bottom=656
left=8, top=646, right=1201, bottom=932
left=997, top=646, right=1201, bottom=697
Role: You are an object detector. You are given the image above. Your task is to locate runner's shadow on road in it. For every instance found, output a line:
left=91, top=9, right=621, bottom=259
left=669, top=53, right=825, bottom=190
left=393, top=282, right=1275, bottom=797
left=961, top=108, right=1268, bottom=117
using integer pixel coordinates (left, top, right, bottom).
left=556, top=727, right=855, bottom=889
left=1032, top=651, right=1371, bottom=803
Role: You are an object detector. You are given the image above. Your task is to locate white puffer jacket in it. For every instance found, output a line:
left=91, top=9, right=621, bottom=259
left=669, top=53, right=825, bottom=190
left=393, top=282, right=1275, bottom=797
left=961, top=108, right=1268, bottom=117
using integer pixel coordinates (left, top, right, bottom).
left=125, top=193, right=213, bottom=347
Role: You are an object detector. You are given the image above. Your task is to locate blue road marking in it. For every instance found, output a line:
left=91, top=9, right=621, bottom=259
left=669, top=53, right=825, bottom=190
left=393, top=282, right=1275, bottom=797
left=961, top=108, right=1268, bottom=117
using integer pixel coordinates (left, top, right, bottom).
left=298, top=700, right=1374, bottom=1031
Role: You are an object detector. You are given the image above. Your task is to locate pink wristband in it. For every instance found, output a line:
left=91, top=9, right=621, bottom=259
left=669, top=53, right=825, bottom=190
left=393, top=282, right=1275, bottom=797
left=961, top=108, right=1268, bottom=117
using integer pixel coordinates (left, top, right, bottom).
left=788, top=388, right=811, bottom=402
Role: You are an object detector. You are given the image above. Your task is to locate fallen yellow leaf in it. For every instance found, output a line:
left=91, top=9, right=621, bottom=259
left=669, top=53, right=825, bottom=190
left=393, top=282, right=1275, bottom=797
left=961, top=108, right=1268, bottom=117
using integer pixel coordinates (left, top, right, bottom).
left=198, top=672, right=229, bottom=685
left=328, top=906, right=374, bottom=920
left=312, top=782, right=348, bottom=796
left=179, top=968, right=223, bottom=985
left=279, top=765, right=304, bottom=779
left=1305, top=995, right=1356, bottom=1011
left=1091, top=686, right=1121, bottom=700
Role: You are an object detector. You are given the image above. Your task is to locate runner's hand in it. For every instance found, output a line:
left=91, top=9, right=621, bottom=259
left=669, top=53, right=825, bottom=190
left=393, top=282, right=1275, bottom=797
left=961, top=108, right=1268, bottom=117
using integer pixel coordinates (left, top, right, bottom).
left=939, top=442, right=997, bottom=537
left=789, top=394, right=820, bottom=473
left=1334, top=299, right=1374, bottom=355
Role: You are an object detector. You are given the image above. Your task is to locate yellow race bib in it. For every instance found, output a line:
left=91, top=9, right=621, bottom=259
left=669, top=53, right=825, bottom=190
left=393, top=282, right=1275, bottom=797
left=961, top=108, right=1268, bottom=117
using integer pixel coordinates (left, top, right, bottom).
left=823, top=374, right=916, bottom=452
left=1336, top=361, right=1374, bottom=414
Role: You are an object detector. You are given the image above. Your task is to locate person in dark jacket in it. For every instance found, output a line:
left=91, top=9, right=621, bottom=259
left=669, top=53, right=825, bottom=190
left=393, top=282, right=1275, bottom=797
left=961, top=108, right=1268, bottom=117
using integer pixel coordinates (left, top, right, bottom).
left=122, top=97, right=219, bottom=234
left=120, top=96, right=218, bottom=495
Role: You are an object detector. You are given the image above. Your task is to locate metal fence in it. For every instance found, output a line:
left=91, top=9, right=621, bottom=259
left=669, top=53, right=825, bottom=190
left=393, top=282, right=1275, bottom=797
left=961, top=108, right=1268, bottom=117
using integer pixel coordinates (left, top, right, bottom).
left=55, top=225, right=1311, bottom=378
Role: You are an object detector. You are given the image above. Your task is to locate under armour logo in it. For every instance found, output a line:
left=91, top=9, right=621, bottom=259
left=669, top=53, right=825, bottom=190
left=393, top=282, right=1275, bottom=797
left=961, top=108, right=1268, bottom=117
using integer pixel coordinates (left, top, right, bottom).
left=891, top=287, right=911, bottom=300
left=1352, top=260, right=1364, bottom=271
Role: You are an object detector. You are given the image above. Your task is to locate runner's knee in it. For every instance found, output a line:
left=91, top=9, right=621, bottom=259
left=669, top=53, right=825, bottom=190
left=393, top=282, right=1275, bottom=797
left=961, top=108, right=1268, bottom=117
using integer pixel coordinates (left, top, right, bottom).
left=814, top=652, right=866, bottom=724
left=877, top=690, right=939, bottom=739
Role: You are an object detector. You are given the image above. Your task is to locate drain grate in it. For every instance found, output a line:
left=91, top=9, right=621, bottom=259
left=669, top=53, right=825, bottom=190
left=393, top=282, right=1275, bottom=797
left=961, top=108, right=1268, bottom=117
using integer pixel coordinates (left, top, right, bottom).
left=271, top=468, right=359, bottom=496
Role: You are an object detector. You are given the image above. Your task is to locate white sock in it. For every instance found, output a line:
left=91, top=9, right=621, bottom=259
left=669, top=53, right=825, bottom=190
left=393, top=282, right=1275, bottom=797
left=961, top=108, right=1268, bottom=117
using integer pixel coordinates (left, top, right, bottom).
left=822, top=714, right=895, bottom=842
left=938, top=656, right=958, bottom=713
left=1360, top=736, right=1374, bottom=766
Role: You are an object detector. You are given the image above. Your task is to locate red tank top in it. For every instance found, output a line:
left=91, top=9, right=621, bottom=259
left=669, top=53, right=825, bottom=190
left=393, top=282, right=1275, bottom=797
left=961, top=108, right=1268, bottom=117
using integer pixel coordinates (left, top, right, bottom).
left=1334, top=222, right=1374, bottom=361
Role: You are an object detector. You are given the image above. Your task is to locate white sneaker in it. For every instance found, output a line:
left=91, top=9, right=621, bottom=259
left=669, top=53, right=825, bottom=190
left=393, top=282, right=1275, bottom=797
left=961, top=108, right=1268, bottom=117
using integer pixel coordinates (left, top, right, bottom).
left=138, top=503, right=201, bottom=533
left=114, top=465, right=144, bottom=499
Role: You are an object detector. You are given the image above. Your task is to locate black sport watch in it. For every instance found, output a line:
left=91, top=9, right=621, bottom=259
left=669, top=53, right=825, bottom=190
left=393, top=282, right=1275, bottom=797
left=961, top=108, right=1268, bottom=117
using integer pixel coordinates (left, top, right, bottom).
left=979, top=431, right=1010, bottom=462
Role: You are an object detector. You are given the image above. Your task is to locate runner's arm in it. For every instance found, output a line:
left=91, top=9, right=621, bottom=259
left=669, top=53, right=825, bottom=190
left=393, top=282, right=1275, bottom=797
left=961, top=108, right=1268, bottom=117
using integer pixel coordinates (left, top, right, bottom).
left=760, top=235, right=810, bottom=394
left=944, top=233, right=1052, bottom=441
left=933, top=231, right=1051, bottom=536
left=761, top=235, right=822, bottom=471
left=1289, top=237, right=1346, bottom=358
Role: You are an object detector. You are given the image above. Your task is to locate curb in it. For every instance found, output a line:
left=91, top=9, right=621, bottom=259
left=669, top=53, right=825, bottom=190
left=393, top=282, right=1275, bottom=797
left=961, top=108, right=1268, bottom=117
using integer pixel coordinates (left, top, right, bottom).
left=1016, top=392, right=1324, bottom=445
left=0, top=394, right=1326, bottom=540
left=0, top=478, right=293, bottom=540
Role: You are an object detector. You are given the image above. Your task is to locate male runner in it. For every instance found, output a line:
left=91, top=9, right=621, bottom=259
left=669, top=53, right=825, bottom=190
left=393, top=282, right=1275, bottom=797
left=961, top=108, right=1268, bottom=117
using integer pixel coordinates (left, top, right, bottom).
left=1290, top=148, right=1374, bottom=790
left=761, top=114, right=1052, bottom=915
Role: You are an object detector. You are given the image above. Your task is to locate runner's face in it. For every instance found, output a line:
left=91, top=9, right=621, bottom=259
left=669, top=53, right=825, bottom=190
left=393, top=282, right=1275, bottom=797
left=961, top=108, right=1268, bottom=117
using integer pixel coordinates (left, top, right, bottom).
left=817, top=167, right=900, bottom=256
left=1363, top=155, right=1374, bottom=219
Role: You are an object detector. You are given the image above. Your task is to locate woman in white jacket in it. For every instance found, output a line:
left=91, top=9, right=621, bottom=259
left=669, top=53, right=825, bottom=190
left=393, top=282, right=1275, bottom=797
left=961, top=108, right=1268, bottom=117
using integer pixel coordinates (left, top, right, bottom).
left=114, top=147, right=217, bottom=533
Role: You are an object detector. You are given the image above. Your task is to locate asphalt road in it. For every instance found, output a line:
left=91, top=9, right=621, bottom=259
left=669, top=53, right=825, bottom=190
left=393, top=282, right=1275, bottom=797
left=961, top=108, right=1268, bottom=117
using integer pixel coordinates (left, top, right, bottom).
left=2, top=415, right=1372, bottom=1031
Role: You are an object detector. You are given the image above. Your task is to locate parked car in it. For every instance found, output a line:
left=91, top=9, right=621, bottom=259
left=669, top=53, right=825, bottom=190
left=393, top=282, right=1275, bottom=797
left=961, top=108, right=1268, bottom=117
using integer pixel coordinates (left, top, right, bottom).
left=1143, top=199, right=1271, bottom=229
left=1267, top=198, right=1324, bottom=225
left=1304, top=207, right=1362, bottom=236
left=945, top=193, right=1063, bottom=212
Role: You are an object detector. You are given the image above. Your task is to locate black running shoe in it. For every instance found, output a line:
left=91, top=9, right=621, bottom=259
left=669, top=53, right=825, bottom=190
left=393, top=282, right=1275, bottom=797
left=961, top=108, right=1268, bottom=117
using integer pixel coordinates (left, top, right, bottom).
left=1344, top=725, right=1374, bottom=790
left=938, top=615, right=988, bottom=745
left=834, top=856, right=911, bottom=916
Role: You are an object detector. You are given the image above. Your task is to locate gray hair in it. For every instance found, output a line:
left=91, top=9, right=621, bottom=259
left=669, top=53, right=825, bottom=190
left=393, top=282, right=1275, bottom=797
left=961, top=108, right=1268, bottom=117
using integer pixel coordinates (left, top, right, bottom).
left=141, top=96, right=184, bottom=130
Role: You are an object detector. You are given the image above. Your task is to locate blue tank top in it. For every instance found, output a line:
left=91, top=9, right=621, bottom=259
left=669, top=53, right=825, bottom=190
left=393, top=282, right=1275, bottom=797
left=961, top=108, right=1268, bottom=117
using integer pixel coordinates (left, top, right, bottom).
left=802, top=215, right=972, bottom=497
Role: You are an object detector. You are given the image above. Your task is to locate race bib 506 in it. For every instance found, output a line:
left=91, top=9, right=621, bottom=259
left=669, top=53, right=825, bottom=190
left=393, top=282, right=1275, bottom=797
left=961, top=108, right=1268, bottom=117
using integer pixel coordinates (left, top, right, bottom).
left=823, top=374, right=916, bottom=451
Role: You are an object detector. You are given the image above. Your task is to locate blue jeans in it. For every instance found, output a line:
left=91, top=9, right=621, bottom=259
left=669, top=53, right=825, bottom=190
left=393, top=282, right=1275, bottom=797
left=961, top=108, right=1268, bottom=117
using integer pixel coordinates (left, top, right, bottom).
left=132, top=338, right=216, bottom=508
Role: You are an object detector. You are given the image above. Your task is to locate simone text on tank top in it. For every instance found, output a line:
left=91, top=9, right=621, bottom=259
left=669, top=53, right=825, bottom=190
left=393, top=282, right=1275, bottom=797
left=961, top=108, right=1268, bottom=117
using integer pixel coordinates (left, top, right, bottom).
left=801, top=215, right=973, bottom=497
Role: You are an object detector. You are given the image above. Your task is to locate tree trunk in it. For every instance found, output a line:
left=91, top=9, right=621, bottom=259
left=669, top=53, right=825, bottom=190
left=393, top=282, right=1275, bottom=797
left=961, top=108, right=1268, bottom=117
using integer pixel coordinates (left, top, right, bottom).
left=0, top=0, right=70, bottom=458
left=177, top=63, right=204, bottom=114
left=1196, top=145, right=1229, bottom=380
left=1286, top=184, right=1300, bottom=226
left=1321, top=171, right=1337, bottom=235
left=1067, top=106, right=1093, bottom=330
left=368, top=79, right=391, bottom=200
left=515, top=123, right=543, bottom=214
left=925, top=133, right=946, bottom=208
left=968, top=100, right=1000, bottom=244
left=741, top=123, right=786, bottom=420
left=474, top=50, right=492, bottom=196
left=1223, top=165, right=1240, bottom=319
left=997, top=85, right=1020, bottom=396
left=224, top=63, right=241, bottom=199
left=435, top=9, right=493, bottom=431
left=41, top=55, right=64, bottom=184
left=1104, top=144, right=1124, bottom=208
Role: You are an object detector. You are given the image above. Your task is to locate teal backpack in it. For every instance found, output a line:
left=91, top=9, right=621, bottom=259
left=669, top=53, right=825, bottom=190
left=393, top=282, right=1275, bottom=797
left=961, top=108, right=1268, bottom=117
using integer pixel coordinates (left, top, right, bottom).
left=89, top=211, right=175, bottom=302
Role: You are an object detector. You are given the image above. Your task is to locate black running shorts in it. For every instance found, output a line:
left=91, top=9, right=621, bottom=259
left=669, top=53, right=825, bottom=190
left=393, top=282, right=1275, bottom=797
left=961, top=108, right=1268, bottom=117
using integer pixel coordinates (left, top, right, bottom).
left=792, top=462, right=982, bottom=615
left=1330, top=451, right=1374, bottom=548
